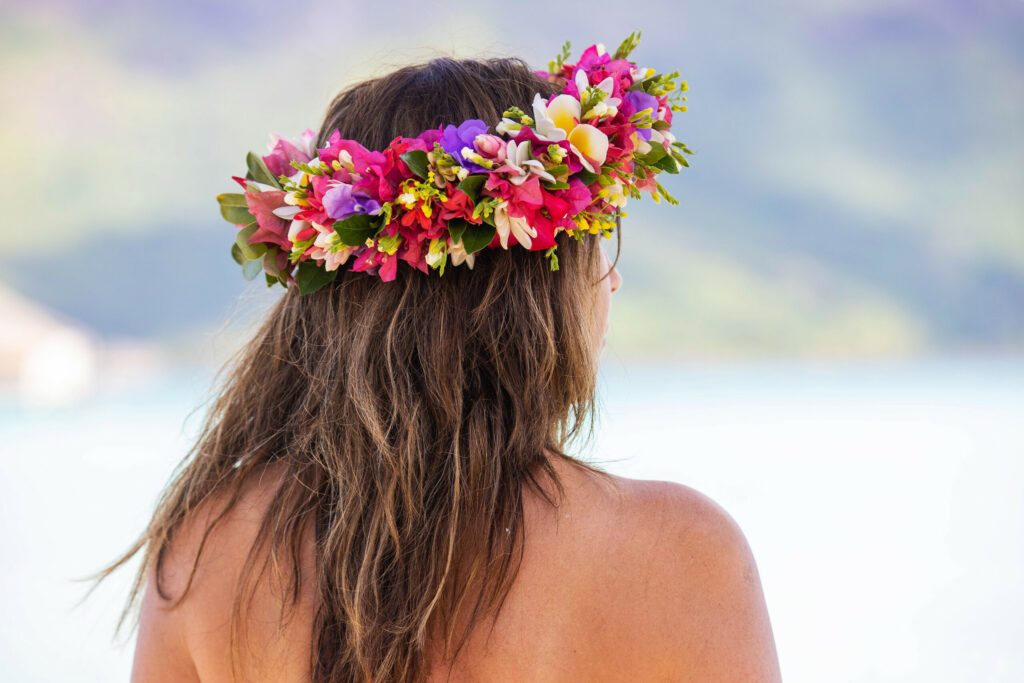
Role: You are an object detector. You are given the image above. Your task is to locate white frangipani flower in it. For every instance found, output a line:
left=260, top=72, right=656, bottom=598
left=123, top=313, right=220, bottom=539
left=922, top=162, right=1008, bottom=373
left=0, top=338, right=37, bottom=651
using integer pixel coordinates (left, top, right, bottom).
left=502, top=140, right=556, bottom=186
left=449, top=239, right=476, bottom=269
left=576, top=70, right=621, bottom=120
left=530, top=92, right=610, bottom=173
left=575, top=69, right=590, bottom=99
left=493, top=201, right=537, bottom=250
left=566, top=124, right=609, bottom=174
left=532, top=93, right=571, bottom=142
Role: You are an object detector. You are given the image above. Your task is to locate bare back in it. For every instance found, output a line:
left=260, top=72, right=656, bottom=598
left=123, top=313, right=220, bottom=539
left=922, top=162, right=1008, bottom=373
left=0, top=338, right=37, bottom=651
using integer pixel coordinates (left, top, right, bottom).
left=132, top=457, right=781, bottom=682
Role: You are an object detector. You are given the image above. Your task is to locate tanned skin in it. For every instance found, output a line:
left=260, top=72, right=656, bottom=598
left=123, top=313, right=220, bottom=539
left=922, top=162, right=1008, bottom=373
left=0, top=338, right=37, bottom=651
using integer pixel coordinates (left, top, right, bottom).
left=131, top=249, right=782, bottom=681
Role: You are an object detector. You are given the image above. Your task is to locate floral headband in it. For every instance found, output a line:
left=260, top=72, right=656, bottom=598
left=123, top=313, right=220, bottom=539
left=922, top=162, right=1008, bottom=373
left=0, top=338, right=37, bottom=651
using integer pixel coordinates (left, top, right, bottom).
left=216, top=33, right=692, bottom=294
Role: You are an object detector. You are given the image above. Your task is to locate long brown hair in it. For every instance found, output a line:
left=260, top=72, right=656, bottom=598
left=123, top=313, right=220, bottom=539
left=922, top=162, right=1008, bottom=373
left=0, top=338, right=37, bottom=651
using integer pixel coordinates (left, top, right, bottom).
left=89, top=55, right=619, bottom=681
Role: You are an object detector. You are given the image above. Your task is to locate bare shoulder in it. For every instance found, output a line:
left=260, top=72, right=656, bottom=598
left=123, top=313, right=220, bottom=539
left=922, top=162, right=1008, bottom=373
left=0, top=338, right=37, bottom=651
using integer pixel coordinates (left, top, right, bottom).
left=559, top=464, right=783, bottom=681
left=132, top=461, right=315, bottom=683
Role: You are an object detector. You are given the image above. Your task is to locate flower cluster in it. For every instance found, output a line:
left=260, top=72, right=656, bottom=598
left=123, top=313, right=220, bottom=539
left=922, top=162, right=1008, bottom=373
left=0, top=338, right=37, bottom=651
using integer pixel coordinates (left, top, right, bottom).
left=216, top=33, right=692, bottom=294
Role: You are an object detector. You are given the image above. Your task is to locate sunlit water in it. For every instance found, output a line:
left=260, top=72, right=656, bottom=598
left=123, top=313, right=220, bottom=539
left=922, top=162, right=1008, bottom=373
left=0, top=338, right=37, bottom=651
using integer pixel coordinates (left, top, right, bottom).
left=1, top=359, right=1021, bottom=682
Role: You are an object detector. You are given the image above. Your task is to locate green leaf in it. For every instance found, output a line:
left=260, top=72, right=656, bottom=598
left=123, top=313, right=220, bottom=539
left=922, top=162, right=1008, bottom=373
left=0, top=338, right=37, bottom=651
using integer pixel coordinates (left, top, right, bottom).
left=638, top=144, right=667, bottom=166
left=548, top=39, right=572, bottom=74
left=542, top=180, right=570, bottom=190
left=242, top=258, right=263, bottom=281
left=333, top=213, right=380, bottom=246
left=217, top=192, right=249, bottom=207
left=448, top=218, right=468, bottom=245
left=231, top=242, right=245, bottom=265
left=652, top=154, right=681, bottom=174
left=295, top=260, right=338, bottom=295
left=670, top=149, right=690, bottom=168
left=461, top=223, right=496, bottom=254
left=400, top=150, right=429, bottom=180
left=576, top=170, right=599, bottom=186
left=262, top=249, right=283, bottom=277
left=234, top=222, right=267, bottom=260
left=655, top=180, right=680, bottom=205
left=220, top=201, right=256, bottom=225
left=613, top=31, right=642, bottom=60
left=456, top=174, right=487, bottom=202
left=543, top=164, right=569, bottom=178
left=246, top=152, right=282, bottom=189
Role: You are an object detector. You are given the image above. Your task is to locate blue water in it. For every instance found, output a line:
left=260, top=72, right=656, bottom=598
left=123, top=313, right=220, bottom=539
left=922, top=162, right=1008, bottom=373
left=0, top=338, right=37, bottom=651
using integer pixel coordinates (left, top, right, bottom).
left=1, top=358, right=1021, bottom=682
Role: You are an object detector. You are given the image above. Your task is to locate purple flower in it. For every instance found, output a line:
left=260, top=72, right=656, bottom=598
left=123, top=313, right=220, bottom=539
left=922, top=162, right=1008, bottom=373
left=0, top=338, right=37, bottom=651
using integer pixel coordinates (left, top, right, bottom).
left=624, top=91, right=660, bottom=141
left=624, top=90, right=658, bottom=119
left=441, top=119, right=490, bottom=172
left=322, top=181, right=381, bottom=221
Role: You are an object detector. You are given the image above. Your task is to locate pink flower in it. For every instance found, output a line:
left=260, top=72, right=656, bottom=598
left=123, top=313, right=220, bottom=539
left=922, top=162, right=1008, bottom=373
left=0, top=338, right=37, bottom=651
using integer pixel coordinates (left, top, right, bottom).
left=244, top=190, right=292, bottom=249
left=509, top=175, right=544, bottom=209
left=350, top=248, right=401, bottom=282
left=474, top=134, right=506, bottom=160
left=565, top=178, right=595, bottom=212
left=398, top=233, right=430, bottom=274
left=262, top=129, right=315, bottom=179
left=319, top=132, right=388, bottom=189
left=505, top=187, right=578, bottom=251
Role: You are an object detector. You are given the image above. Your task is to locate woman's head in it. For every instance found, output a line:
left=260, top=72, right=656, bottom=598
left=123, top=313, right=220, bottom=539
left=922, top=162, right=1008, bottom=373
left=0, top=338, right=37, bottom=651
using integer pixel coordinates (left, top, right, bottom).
left=311, top=54, right=622, bottom=370
left=95, top=55, right=622, bottom=683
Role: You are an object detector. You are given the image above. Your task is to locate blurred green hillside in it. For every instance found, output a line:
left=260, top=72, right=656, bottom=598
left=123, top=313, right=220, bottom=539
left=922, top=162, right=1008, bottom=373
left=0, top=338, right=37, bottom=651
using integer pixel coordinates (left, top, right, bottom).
left=1, top=0, right=1021, bottom=358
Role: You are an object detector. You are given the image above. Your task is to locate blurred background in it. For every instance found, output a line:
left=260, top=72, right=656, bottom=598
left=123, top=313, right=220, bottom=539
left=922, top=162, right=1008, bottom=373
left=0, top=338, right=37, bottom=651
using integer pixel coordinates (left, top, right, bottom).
left=1, top=0, right=1021, bottom=680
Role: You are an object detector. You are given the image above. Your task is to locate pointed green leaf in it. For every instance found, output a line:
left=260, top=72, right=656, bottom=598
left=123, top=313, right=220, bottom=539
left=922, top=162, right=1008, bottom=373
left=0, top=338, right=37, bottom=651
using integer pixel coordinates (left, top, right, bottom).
left=295, top=260, right=338, bottom=295
left=231, top=242, right=245, bottom=265
left=234, top=222, right=267, bottom=260
left=456, top=174, right=487, bottom=202
left=639, top=144, right=667, bottom=166
left=242, top=259, right=263, bottom=280
left=448, top=218, right=468, bottom=245
left=333, top=213, right=380, bottom=246
left=246, top=152, right=282, bottom=189
left=461, top=223, right=496, bottom=254
left=220, top=202, right=256, bottom=225
left=262, top=248, right=282, bottom=277
left=543, top=164, right=569, bottom=178
left=613, top=32, right=642, bottom=60
left=652, top=154, right=681, bottom=174
left=217, top=192, right=249, bottom=207
left=400, top=150, right=429, bottom=180
left=670, top=149, right=690, bottom=168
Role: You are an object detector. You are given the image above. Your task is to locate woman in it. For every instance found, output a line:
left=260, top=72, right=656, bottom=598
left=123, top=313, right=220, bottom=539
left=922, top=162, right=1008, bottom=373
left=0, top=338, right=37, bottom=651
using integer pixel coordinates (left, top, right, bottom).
left=95, top=44, right=781, bottom=682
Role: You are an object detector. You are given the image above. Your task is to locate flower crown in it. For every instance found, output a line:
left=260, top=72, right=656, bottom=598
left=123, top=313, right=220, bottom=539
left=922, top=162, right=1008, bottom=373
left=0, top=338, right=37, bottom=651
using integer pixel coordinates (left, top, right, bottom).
left=216, top=33, right=692, bottom=294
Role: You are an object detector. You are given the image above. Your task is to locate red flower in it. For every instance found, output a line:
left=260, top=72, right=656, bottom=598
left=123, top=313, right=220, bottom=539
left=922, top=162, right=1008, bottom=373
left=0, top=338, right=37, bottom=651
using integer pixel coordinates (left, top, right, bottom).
left=439, top=186, right=481, bottom=224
